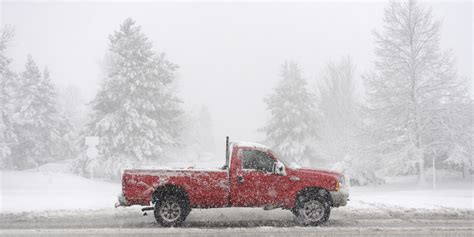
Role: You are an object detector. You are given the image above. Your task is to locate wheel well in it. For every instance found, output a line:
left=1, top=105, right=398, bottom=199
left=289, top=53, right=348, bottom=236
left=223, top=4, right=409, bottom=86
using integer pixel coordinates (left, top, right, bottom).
left=152, top=184, right=189, bottom=204
left=295, top=187, right=332, bottom=206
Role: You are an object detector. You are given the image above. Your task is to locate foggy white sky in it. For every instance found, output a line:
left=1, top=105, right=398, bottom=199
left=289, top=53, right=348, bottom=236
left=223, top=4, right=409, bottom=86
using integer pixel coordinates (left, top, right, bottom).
left=1, top=1, right=472, bottom=153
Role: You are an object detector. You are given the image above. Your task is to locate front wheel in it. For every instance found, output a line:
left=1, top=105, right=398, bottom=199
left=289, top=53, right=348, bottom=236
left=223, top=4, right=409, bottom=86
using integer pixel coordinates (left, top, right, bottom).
left=154, top=195, right=189, bottom=227
left=295, top=194, right=331, bottom=226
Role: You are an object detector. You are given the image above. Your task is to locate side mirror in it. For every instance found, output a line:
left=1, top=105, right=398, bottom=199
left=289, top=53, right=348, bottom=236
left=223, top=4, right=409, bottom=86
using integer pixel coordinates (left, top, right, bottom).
left=273, top=161, right=286, bottom=176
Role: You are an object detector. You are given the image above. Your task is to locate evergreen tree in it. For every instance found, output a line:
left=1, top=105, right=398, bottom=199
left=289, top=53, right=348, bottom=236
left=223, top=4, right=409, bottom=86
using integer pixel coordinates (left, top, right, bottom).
left=57, top=85, right=88, bottom=166
left=261, top=62, right=316, bottom=164
left=0, top=27, right=17, bottom=169
left=12, top=56, right=72, bottom=169
left=42, top=68, right=75, bottom=161
left=80, top=18, right=183, bottom=178
left=363, top=0, right=471, bottom=181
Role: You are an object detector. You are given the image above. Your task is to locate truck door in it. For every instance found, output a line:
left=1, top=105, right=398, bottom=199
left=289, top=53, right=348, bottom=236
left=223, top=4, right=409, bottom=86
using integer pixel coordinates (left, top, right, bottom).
left=230, top=148, right=285, bottom=207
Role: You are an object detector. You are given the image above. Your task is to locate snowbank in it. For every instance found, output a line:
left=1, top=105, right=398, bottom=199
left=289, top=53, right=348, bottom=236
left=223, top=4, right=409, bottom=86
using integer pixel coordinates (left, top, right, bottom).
left=350, top=188, right=473, bottom=209
left=349, top=173, right=473, bottom=209
left=0, top=169, right=119, bottom=213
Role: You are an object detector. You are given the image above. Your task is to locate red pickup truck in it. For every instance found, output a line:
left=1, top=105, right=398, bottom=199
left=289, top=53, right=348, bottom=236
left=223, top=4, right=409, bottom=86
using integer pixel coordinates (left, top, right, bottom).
left=116, top=138, right=348, bottom=226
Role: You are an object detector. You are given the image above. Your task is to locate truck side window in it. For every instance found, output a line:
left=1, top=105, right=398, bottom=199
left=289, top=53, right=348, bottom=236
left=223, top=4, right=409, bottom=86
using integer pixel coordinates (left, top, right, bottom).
left=242, top=150, right=274, bottom=173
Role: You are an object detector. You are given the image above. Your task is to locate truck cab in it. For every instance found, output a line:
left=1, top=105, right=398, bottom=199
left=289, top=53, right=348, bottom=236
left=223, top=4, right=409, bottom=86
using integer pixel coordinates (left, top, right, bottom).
left=227, top=141, right=348, bottom=209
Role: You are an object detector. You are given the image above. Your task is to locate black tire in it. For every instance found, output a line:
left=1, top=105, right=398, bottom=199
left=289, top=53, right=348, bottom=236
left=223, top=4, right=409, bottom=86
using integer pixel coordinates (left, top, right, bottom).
left=294, top=193, right=331, bottom=226
left=154, top=195, right=190, bottom=227
left=291, top=207, right=299, bottom=216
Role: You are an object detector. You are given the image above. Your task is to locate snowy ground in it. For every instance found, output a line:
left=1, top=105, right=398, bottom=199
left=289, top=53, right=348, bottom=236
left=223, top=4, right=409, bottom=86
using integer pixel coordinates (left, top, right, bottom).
left=1, top=164, right=473, bottom=236
left=0, top=165, right=117, bottom=213
left=349, top=172, right=473, bottom=210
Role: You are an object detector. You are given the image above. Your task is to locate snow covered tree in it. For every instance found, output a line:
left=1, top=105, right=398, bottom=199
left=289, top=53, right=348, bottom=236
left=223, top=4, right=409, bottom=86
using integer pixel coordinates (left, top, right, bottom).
left=57, top=85, right=88, bottom=162
left=12, top=56, right=73, bottom=169
left=441, top=94, right=472, bottom=178
left=58, top=85, right=88, bottom=133
left=315, top=56, right=358, bottom=164
left=261, top=62, right=316, bottom=164
left=0, top=26, right=17, bottom=169
left=79, top=18, right=183, bottom=178
left=42, top=68, right=76, bottom=162
left=315, top=57, right=384, bottom=186
left=363, top=0, right=471, bottom=181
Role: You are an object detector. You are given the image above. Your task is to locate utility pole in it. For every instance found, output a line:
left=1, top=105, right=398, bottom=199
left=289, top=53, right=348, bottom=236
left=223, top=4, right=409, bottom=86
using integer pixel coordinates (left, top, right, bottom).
left=432, top=156, right=436, bottom=189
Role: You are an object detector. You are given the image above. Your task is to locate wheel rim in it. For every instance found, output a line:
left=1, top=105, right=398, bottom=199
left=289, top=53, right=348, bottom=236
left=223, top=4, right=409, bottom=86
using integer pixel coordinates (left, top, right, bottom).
left=301, top=200, right=324, bottom=222
left=159, top=201, right=181, bottom=222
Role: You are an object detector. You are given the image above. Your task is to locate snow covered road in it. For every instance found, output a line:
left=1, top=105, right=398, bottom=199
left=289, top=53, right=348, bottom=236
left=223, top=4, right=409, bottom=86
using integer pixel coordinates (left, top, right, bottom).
left=1, top=170, right=472, bottom=236
left=2, top=227, right=473, bottom=237
left=1, top=207, right=473, bottom=236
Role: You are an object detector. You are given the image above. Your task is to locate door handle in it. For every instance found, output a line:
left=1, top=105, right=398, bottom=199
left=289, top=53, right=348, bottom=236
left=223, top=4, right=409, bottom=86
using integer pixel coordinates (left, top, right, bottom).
left=237, top=175, right=244, bottom=184
left=290, top=176, right=300, bottom=181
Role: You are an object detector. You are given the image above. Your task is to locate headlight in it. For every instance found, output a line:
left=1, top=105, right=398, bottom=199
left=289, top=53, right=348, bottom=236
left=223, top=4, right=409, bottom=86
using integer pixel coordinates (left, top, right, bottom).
left=336, top=175, right=345, bottom=191
left=339, top=175, right=346, bottom=187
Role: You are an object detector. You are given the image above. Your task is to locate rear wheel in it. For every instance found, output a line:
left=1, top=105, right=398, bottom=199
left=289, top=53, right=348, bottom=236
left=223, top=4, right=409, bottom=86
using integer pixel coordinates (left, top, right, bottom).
left=154, top=195, right=189, bottom=227
left=294, top=193, right=331, bottom=226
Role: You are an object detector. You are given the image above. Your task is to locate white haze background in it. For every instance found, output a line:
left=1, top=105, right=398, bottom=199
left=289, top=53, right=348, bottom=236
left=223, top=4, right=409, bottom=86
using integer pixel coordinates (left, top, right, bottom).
left=2, top=1, right=472, bottom=153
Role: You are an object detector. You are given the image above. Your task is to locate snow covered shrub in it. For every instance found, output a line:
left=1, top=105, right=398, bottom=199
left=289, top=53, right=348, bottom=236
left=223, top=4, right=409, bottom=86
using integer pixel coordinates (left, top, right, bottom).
left=332, top=155, right=384, bottom=186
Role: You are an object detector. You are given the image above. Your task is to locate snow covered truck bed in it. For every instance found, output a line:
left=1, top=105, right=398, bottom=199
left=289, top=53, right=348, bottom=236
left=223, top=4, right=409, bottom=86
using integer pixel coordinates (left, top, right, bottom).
left=119, top=168, right=230, bottom=208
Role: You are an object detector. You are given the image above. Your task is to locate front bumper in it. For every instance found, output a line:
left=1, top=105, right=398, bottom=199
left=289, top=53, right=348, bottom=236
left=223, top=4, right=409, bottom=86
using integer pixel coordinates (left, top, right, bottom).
left=330, top=189, right=349, bottom=207
left=115, top=193, right=128, bottom=208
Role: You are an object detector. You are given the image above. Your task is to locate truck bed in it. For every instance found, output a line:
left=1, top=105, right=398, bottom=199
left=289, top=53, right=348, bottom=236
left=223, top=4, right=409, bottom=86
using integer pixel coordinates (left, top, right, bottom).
left=122, top=168, right=230, bottom=207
